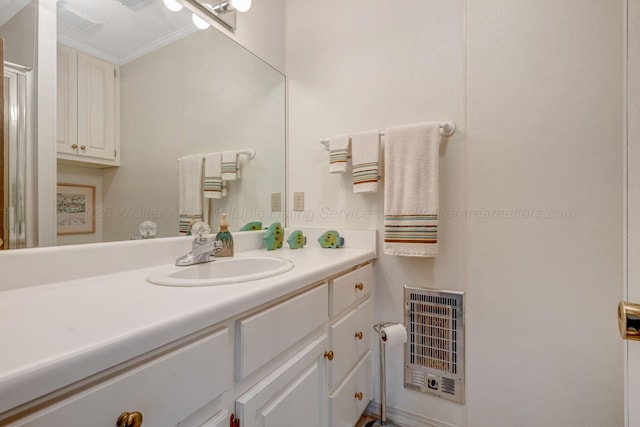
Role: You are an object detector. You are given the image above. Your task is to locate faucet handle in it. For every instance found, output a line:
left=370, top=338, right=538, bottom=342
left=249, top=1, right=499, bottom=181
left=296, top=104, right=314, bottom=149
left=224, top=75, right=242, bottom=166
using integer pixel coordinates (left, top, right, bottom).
left=191, top=222, right=211, bottom=239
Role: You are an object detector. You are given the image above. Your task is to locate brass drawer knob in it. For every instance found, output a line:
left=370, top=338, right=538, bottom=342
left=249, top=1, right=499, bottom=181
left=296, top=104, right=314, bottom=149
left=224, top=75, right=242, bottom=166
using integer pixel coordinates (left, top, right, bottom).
left=355, top=331, right=363, bottom=340
left=80, top=145, right=87, bottom=150
left=354, top=392, right=363, bottom=401
left=323, top=350, right=334, bottom=361
left=355, top=282, right=364, bottom=291
left=71, top=144, right=78, bottom=149
left=117, top=411, right=143, bottom=427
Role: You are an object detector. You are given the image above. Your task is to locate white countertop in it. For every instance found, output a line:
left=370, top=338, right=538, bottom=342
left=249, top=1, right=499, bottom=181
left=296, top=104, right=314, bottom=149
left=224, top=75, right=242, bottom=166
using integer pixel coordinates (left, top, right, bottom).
left=0, top=245, right=375, bottom=415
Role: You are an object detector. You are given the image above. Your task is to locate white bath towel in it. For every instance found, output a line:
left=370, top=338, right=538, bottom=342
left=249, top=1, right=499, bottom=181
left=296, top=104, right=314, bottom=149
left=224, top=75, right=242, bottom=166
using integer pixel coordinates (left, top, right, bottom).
left=203, top=152, right=222, bottom=199
left=222, top=150, right=238, bottom=181
left=178, top=154, right=204, bottom=234
left=351, top=130, right=380, bottom=193
left=383, top=122, right=441, bottom=257
left=329, top=134, right=350, bottom=173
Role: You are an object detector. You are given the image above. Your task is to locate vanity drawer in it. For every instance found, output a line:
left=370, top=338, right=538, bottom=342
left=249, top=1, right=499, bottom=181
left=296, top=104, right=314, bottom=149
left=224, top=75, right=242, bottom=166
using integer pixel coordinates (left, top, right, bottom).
left=328, top=351, right=372, bottom=427
left=236, top=283, right=329, bottom=380
left=329, top=298, right=372, bottom=389
left=330, top=264, right=372, bottom=317
left=14, top=328, right=229, bottom=427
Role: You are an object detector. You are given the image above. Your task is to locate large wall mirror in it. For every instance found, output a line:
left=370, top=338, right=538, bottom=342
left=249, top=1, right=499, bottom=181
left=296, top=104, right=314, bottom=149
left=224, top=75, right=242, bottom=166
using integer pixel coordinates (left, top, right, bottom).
left=1, top=0, right=286, bottom=249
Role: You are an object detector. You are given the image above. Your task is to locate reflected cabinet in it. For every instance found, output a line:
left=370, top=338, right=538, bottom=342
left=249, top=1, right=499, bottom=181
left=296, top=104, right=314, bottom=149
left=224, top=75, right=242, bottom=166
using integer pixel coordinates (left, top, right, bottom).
left=57, top=44, right=119, bottom=168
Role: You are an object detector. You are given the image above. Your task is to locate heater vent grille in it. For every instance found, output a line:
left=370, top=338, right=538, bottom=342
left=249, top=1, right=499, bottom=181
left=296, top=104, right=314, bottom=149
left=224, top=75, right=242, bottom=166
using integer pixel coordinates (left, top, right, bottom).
left=404, top=286, right=464, bottom=404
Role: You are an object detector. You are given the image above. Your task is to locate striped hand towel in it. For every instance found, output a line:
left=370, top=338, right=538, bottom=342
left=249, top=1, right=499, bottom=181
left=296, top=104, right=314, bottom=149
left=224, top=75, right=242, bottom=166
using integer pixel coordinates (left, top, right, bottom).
left=178, top=154, right=204, bottom=234
left=383, top=122, right=441, bottom=257
left=203, top=152, right=222, bottom=199
left=329, top=134, right=350, bottom=173
left=222, top=150, right=238, bottom=181
left=351, top=130, right=380, bottom=193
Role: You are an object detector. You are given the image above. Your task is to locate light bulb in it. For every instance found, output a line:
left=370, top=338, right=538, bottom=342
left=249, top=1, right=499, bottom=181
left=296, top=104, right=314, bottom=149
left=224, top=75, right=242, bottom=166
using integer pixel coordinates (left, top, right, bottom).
left=192, top=13, right=210, bottom=29
left=230, top=0, right=251, bottom=12
left=162, top=0, right=183, bottom=12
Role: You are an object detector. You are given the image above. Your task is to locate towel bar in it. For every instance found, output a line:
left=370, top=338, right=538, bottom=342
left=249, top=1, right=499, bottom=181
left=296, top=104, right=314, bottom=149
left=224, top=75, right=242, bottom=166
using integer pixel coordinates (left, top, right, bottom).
left=319, top=121, right=456, bottom=151
left=177, top=148, right=255, bottom=162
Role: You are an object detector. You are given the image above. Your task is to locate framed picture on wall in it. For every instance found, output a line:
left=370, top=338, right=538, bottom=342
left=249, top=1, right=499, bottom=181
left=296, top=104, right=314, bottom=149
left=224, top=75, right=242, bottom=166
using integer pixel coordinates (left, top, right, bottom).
left=56, top=183, right=96, bottom=235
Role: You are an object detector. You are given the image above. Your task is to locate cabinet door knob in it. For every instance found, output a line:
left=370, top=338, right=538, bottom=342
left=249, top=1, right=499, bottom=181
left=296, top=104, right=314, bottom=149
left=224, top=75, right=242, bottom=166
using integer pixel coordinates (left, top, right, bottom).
left=355, top=282, right=364, bottom=291
left=323, top=350, right=334, bottom=361
left=355, top=331, right=363, bottom=340
left=80, top=145, right=87, bottom=150
left=355, top=392, right=364, bottom=401
left=116, top=411, right=143, bottom=427
left=71, top=144, right=78, bottom=149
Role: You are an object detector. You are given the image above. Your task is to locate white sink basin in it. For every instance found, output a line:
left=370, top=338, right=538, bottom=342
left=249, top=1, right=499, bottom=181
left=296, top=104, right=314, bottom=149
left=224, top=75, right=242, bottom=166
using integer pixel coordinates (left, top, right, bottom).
left=147, top=256, right=294, bottom=287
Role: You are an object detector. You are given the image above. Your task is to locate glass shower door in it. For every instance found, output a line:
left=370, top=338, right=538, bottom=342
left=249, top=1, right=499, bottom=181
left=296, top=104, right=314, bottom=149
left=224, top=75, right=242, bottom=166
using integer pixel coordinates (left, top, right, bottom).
left=3, top=63, right=27, bottom=249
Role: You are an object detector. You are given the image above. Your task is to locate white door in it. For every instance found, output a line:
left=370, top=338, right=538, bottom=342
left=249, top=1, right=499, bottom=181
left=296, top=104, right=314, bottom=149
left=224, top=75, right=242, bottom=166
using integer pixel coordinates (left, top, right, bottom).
left=625, top=0, right=640, bottom=425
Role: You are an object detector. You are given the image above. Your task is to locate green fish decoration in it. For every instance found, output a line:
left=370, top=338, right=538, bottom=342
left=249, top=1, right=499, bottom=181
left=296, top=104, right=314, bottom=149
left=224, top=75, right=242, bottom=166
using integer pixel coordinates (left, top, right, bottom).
left=263, top=222, right=284, bottom=250
left=287, top=230, right=307, bottom=249
left=318, top=230, right=345, bottom=249
left=240, top=221, right=263, bottom=231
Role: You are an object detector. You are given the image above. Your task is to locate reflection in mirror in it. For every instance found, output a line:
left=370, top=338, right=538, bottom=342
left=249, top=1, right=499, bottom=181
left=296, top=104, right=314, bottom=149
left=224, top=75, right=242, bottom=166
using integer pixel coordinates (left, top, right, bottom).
left=0, top=0, right=36, bottom=250
left=51, top=0, right=286, bottom=246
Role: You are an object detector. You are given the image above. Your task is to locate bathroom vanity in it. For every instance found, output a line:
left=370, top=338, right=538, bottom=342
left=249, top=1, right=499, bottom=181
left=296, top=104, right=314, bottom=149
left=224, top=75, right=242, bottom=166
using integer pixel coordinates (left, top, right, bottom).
left=0, top=229, right=376, bottom=427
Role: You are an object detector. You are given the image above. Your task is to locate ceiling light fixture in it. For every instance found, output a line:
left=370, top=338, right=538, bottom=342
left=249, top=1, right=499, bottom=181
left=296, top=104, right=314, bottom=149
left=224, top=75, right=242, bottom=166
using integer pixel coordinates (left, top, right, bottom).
left=182, top=0, right=251, bottom=33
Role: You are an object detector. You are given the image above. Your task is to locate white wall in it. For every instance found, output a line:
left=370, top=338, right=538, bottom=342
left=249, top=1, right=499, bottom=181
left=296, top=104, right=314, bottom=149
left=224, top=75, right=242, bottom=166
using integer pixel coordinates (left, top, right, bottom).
left=102, top=28, right=285, bottom=242
left=0, top=1, right=35, bottom=69
left=286, top=0, right=467, bottom=425
left=285, top=0, right=623, bottom=425
left=202, top=0, right=286, bottom=73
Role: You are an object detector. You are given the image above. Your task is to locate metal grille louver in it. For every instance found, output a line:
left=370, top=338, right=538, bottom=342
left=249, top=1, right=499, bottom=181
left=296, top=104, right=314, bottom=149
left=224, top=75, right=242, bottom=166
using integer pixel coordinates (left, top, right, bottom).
left=404, top=286, right=464, bottom=404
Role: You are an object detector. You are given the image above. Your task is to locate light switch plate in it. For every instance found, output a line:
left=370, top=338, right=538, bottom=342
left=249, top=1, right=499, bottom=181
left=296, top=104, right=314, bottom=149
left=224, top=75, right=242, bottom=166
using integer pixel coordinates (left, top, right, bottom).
left=293, top=192, right=304, bottom=211
left=271, top=192, right=282, bottom=212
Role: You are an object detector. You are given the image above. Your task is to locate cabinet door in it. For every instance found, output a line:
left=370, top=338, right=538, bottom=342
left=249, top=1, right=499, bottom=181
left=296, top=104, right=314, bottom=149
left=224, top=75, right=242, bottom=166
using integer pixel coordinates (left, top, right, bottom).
left=56, top=44, right=77, bottom=155
left=329, top=352, right=371, bottom=427
left=77, top=52, right=116, bottom=161
left=236, top=334, right=328, bottom=427
left=13, top=329, right=230, bottom=427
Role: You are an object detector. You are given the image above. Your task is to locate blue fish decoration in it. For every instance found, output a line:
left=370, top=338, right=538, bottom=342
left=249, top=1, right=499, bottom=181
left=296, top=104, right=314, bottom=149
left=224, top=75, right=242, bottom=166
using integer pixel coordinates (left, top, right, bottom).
left=287, top=230, right=307, bottom=249
left=240, top=221, right=263, bottom=231
left=263, top=222, right=284, bottom=250
left=317, top=230, right=345, bottom=249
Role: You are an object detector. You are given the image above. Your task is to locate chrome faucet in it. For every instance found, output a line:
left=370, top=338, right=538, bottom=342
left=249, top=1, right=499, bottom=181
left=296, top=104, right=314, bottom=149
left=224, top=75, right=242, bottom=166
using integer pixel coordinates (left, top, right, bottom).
left=176, top=222, right=222, bottom=266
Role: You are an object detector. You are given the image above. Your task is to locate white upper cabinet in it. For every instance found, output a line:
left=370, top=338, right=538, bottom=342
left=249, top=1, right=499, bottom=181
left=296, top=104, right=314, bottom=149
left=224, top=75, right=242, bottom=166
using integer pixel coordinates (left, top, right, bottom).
left=56, top=44, right=119, bottom=168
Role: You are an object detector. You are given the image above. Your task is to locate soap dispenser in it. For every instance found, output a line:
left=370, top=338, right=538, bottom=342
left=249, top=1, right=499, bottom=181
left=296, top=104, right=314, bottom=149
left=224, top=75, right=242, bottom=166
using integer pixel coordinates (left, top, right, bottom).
left=215, top=213, right=234, bottom=257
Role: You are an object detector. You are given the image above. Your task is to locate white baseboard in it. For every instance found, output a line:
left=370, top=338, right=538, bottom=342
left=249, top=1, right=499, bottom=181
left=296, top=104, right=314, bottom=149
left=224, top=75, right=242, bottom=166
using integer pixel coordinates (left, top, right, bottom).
left=365, top=401, right=460, bottom=427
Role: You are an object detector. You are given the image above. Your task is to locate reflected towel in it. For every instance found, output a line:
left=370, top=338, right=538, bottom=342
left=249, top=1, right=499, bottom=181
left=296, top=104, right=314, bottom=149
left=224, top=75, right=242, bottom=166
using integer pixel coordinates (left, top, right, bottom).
left=222, top=150, right=238, bottom=181
left=178, top=154, right=204, bottom=234
left=204, top=152, right=222, bottom=199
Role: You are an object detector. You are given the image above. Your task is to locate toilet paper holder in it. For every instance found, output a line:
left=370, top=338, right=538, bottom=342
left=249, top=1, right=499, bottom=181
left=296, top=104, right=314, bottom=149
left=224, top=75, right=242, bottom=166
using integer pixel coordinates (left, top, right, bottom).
left=366, top=322, right=404, bottom=427
left=373, top=322, right=398, bottom=341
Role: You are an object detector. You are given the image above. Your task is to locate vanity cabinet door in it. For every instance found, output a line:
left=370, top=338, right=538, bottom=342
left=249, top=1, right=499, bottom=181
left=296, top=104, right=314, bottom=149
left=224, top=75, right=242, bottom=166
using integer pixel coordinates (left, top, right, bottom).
left=236, top=334, right=328, bottom=427
left=12, top=328, right=229, bottom=427
left=328, top=352, right=372, bottom=427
